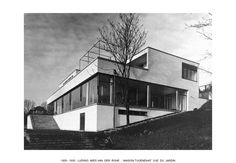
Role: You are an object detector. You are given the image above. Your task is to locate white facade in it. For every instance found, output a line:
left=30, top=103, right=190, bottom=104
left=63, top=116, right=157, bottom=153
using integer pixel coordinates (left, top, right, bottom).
left=41, top=47, right=209, bottom=132
left=50, top=104, right=175, bottom=132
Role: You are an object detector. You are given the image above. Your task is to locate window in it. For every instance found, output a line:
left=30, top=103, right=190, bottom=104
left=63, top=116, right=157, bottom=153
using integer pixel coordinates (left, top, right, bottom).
left=178, top=90, right=187, bottom=111
left=56, top=98, right=63, bottom=114
left=70, top=77, right=96, bottom=110
left=150, top=85, right=165, bottom=108
left=112, top=77, right=147, bottom=107
left=71, top=86, right=80, bottom=110
left=88, top=76, right=98, bottom=104
left=128, top=80, right=147, bottom=107
left=63, top=92, right=71, bottom=112
left=115, top=77, right=125, bottom=105
left=98, top=74, right=112, bottom=104
left=182, top=63, right=197, bottom=81
left=54, top=102, right=57, bottom=114
left=81, top=83, right=87, bottom=106
left=47, top=102, right=54, bottom=115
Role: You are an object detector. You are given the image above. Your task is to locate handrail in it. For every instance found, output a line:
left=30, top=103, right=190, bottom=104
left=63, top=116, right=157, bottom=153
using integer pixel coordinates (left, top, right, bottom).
left=79, top=40, right=114, bottom=71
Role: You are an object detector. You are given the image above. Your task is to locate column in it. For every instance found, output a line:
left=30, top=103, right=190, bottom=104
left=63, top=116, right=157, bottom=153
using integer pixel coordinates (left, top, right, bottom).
left=110, top=78, right=113, bottom=104
left=86, top=82, right=89, bottom=106
left=176, top=90, right=179, bottom=111
left=147, top=85, right=150, bottom=108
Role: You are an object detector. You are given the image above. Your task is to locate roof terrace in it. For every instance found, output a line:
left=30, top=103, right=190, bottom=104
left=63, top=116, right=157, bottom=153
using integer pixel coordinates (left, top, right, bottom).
left=78, top=40, right=115, bottom=71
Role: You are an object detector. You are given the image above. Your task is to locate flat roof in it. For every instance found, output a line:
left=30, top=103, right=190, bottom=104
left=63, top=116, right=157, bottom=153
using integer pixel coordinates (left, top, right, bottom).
left=140, top=47, right=199, bottom=65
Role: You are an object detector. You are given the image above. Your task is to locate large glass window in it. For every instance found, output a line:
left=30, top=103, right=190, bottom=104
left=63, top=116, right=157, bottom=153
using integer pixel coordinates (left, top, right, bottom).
left=88, top=76, right=98, bottom=104
left=115, top=77, right=126, bottom=105
left=137, top=83, right=147, bottom=107
left=150, top=85, right=165, bottom=108
left=47, top=102, right=54, bottom=115
left=50, top=74, right=190, bottom=115
left=178, top=90, right=187, bottom=111
left=56, top=98, right=63, bottom=114
left=81, top=83, right=87, bottom=106
left=151, top=85, right=186, bottom=111
left=54, top=102, right=57, bottom=114
left=63, top=92, right=71, bottom=112
left=71, top=86, right=81, bottom=110
left=182, top=63, right=197, bottom=81
left=71, top=83, right=87, bottom=110
left=108, top=77, right=147, bottom=107
left=164, top=93, right=176, bottom=110
left=128, top=80, right=147, bottom=107
left=129, top=86, right=137, bottom=106
left=98, top=74, right=112, bottom=104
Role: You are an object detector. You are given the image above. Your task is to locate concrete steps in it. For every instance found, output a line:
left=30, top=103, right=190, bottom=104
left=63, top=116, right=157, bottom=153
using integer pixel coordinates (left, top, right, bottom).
left=24, top=129, right=109, bottom=150
left=30, top=115, right=59, bottom=130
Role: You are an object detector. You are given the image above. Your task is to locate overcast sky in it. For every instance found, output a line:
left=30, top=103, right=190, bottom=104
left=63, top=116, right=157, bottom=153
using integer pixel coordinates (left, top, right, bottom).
left=24, top=13, right=211, bottom=105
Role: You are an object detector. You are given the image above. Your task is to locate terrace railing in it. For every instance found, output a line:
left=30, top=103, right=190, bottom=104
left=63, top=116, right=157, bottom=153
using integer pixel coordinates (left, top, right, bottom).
left=79, top=40, right=114, bottom=71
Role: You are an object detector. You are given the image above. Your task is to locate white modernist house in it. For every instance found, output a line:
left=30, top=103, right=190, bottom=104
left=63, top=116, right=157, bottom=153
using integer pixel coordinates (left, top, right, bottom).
left=30, top=44, right=209, bottom=132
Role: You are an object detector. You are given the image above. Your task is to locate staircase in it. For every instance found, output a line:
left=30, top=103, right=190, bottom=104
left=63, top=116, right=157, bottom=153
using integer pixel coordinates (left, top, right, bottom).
left=30, top=115, right=59, bottom=130
left=24, top=129, right=109, bottom=150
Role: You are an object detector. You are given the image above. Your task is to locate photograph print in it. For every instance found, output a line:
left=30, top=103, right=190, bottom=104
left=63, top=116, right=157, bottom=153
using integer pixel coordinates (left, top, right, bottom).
left=24, top=13, right=212, bottom=150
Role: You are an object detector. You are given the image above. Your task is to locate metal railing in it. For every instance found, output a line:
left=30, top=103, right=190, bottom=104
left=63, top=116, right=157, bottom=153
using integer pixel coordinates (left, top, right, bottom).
left=79, top=40, right=114, bottom=70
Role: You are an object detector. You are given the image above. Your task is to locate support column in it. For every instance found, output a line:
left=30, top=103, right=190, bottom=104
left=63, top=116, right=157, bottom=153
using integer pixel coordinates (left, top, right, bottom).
left=110, top=78, right=113, bottom=104
left=176, top=90, right=179, bottom=111
left=186, top=91, right=189, bottom=111
left=86, top=83, right=89, bottom=106
left=147, top=85, right=150, bottom=108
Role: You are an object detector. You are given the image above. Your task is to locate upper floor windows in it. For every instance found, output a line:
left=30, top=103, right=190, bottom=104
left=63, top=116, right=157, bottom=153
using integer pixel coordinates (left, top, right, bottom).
left=182, top=63, right=197, bottom=82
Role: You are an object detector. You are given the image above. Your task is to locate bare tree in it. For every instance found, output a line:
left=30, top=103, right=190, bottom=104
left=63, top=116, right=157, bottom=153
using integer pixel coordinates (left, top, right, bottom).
left=187, top=13, right=212, bottom=40
left=187, top=13, right=212, bottom=70
left=99, top=13, right=147, bottom=125
left=24, top=99, right=36, bottom=114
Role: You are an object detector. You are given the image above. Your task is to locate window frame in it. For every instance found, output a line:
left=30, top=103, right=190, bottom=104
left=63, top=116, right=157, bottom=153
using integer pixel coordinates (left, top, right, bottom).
left=182, top=62, right=198, bottom=82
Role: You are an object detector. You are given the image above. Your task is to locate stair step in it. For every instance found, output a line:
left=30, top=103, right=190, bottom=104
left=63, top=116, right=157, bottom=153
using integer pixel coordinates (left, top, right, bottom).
left=25, top=129, right=108, bottom=150
left=30, top=115, right=60, bottom=130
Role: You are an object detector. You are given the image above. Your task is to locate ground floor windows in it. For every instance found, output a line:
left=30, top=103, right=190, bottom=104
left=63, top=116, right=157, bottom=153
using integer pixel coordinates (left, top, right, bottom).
left=150, top=85, right=187, bottom=111
left=71, top=86, right=81, bottom=110
left=63, top=92, right=71, bottom=112
left=56, top=98, right=63, bottom=114
left=178, top=91, right=187, bottom=111
left=164, top=93, right=176, bottom=110
left=81, top=83, right=87, bottom=106
left=88, top=77, right=98, bottom=104
left=52, top=76, right=96, bottom=115
left=49, top=73, right=188, bottom=114
left=150, top=85, right=165, bottom=108
left=128, top=80, right=147, bottom=107
left=98, top=74, right=111, bottom=104
left=46, top=102, right=54, bottom=115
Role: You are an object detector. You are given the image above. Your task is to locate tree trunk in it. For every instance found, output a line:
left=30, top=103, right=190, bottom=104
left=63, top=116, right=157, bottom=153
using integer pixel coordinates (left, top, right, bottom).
left=125, top=78, right=130, bottom=125
left=126, top=102, right=130, bottom=125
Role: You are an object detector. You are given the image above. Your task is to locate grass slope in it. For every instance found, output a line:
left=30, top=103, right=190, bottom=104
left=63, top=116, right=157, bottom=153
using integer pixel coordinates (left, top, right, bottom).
left=105, top=110, right=212, bottom=149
